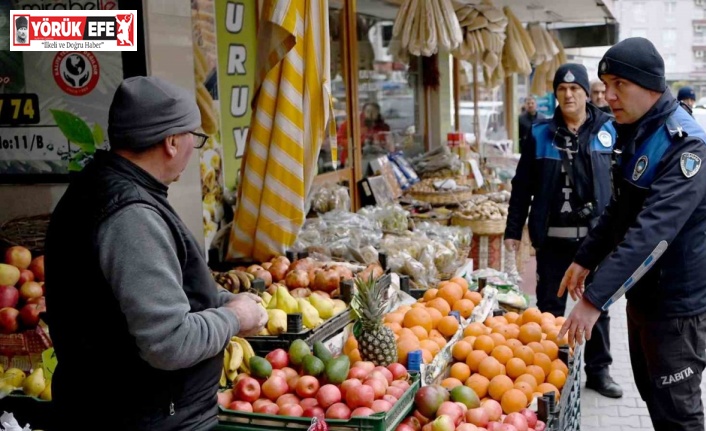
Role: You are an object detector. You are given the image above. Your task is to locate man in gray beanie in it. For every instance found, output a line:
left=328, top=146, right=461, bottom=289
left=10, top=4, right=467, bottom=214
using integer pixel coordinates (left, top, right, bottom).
left=506, top=63, right=621, bottom=398
left=560, top=37, right=706, bottom=431
left=45, top=76, right=267, bottom=430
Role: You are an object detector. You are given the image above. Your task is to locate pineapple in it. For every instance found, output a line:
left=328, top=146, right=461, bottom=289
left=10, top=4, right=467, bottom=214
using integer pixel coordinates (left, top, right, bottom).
left=352, top=273, right=398, bottom=366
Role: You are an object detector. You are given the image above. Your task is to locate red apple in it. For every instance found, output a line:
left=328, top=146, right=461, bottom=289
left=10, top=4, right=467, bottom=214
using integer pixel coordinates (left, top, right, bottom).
left=270, top=369, right=286, bottom=379
left=348, top=367, right=368, bottom=380
left=262, top=376, right=289, bottom=401
left=17, top=270, right=34, bottom=287
left=351, top=407, right=375, bottom=417
left=534, top=420, right=546, bottom=431
left=481, top=399, right=503, bottom=422
left=387, top=363, right=408, bottom=380
left=0, top=307, right=19, bottom=334
left=466, top=408, right=490, bottom=428
left=233, top=373, right=250, bottom=386
left=372, top=399, right=393, bottom=413
left=0, top=285, right=19, bottom=309
left=234, top=376, right=261, bottom=403
left=437, top=401, right=464, bottom=425
left=316, top=384, right=341, bottom=409
left=286, top=374, right=299, bottom=392
left=0, top=264, right=20, bottom=287
left=280, top=404, right=304, bottom=417
left=340, top=378, right=362, bottom=400
left=397, top=425, right=416, bottom=431
left=431, top=415, right=455, bottom=431
left=456, top=424, right=479, bottom=431
left=217, top=389, right=234, bottom=408
left=5, top=246, right=31, bottom=270
left=300, top=398, right=319, bottom=410
left=19, top=281, right=43, bottom=301
left=373, top=366, right=394, bottom=385
left=28, top=256, right=44, bottom=282
left=252, top=399, right=272, bottom=411
left=276, top=393, right=300, bottom=408
left=364, top=378, right=387, bottom=399
left=325, top=402, right=351, bottom=420
left=503, top=413, right=528, bottom=431
left=19, top=303, right=44, bottom=328
left=281, top=367, right=298, bottom=380
left=303, top=406, right=325, bottom=418
left=369, top=371, right=390, bottom=388
left=386, top=386, right=405, bottom=399
left=346, top=384, right=375, bottom=409
left=353, top=361, right=375, bottom=372
left=265, top=348, right=289, bottom=369
left=391, top=380, right=411, bottom=391
left=518, top=409, right=537, bottom=428
left=422, top=424, right=433, bottom=431
left=296, top=376, right=320, bottom=398
left=228, top=401, right=253, bottom=412
left=401, top=416, right=422, bottom=431
left=382, top=394, right=398, bottom=404
left=26, top=296, right=45, bottom=308
left=254, top=402, right=279, bottom=415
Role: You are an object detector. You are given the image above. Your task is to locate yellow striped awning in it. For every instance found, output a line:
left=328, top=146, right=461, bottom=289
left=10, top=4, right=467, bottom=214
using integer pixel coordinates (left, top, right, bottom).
left=227, top=0, right=332, bottom=262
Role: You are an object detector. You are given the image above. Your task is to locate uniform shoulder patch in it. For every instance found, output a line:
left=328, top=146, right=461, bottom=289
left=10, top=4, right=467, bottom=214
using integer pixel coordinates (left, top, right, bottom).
left=680, top=152, right=702, bottom=178
left=598, top=130, right=612, bottom=148
left=633, top=155, right=649, bottom=181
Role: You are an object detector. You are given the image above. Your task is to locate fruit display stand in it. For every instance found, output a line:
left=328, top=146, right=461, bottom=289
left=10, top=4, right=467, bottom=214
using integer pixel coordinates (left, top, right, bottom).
left=215, top=372, right=420, bottom=431
left=551, top=343, right=583, bottom=431
left=1, top=392, right=52, bottom=430
left=419, top=287, right=498, bottom=387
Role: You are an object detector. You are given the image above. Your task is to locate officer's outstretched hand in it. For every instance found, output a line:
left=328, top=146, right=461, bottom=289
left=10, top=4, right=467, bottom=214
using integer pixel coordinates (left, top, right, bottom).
left=557, top=297, right=601, bottom=346
left=558, top=262, right=590, bottom=301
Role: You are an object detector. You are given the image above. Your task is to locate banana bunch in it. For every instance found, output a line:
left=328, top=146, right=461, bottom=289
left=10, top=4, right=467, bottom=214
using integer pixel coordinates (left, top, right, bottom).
left=211, top=270, right=254, bottom=293
left=220, top=336, right=256, bottom=386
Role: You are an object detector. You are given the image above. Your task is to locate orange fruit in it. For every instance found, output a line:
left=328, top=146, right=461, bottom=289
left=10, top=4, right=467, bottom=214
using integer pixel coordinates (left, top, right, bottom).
left=466, top=374, right=490, bottom=398
left=551, top=359, right=569, bottom=375
left=521, top=308, right=543, bottom=325
left=441, top=377, right=464, bottom=389
left=462, top=336, right=477, bottom=346
left=386, top=322, right=402, bottom=334
left=348, top=348, right=362, bottom=362
left=423, top=288, right=439, bottom=302
left=505, top=338, right=523, bottom=350
left=501, top=389, right=528, bottom=414
left=450, top=276, right=469, bottom=290
left=541, top=340, right=559, bottom=360
left=497, top=324, right=520, bottom=341
left=384, top=313, right=404, bottom=324
left=527, top=342, right=546, bottom=354
left=526, top=365, right=546, bottom=385
left=343, top=335, right=358, bottom=355
left=541, top=312, right=556, bottom=322
left=536, top=383, right=560, bottom=399
left=545, top=328, right=561, bottom=344
left=465, top=322, right=488, bottom=337
left=533, top=352, right=552, bottom=376
left=450, top=362, right=472, bottom=382
left=438, top=316, right=460, bottom=338
left=488, top=375, right=514, bottom=401
left=425, top=306, right=443, bottom=329
left=506, top=357, right=527, bottom=379
left=547, top=370, right=567, bottom=389
left=452, top=340, right=473, bottom=361
left=504, top=312, right=520, bottom=324
left=452, top=299, right=475, bottom=318
left=427, top=298, right=451, bottom=317
left=513, top=346, right=535, bottom=365
left=431, top=336, right=447, bottom=350
left=437, top=283, right=464, bottom=306
left=489, top=332, right=507, bottom=347
left=491, top=345, right=514, bottom=365
left=411, top=302, right=426, bottom=309
left=410, top=325, right=429, bottom=340
left=403, top=308, right=433, bottom=333
left=555, top=316, right=566, bottom=326
left=478, top=356, right=504, bottom=380
left=420, top=339, right=441, bottom=356
left=398, top=328, right=415, bottom=339
left=421, top=349, right=433, bottom=364
left=515, top=374, right=538, bottom=390
left=396, top=337, right=420, bottom=364
left=473, top=335, right=495, bottom=354
left=467, top=291, right=483, bottom=305
left=495, top=316, right=509, bottom=326
left=397, top=305, right=411, bottom=313
left=519, top=323, right=543, bottom=345
left=466, top=350, right=489, bottom=372
left=514, top=380, right=534, bottom=401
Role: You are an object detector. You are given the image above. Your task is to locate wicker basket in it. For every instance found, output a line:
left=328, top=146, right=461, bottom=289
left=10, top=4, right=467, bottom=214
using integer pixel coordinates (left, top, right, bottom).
left=408, top=188, right=474, bottom=205
left=451, top=213, right=507, bottom=236
left=0, top=214, right=51, bottom=255
left=410, top=212, right=452, bottom=227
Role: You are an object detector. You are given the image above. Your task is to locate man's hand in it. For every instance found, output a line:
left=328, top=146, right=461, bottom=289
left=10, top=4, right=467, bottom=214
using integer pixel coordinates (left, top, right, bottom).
left=504, top=238, right=520, bottom=252
left=557, top=297, right=602, bottom=345
left=558, top=262, right=590, bottom=301
left=223, top=293, right=268, bottom=336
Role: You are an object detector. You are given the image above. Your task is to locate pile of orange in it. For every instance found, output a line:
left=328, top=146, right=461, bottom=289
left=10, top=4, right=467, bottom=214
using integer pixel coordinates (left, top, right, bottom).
left=439, top=307, right=570, bottom=415
left=349, top=277, right=482, bottom=366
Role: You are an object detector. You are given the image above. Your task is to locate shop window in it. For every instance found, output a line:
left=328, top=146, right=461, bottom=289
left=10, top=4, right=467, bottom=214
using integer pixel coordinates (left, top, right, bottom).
left=662, top=29, right=677, bottom=49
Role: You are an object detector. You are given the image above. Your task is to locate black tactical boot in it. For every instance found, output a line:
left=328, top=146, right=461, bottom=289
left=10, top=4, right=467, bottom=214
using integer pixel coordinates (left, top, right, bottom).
left=586, top=373, right=623, bottom=398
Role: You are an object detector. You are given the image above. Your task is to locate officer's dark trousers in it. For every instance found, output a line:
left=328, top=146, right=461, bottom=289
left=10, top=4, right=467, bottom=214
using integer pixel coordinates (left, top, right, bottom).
left=627, top=303, right=706, bottom=431
left=535, top=237, right=612, bottom=377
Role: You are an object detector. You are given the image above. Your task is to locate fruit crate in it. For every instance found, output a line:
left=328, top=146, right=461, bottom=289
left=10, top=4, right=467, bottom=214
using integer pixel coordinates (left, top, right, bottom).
left=1, top=392, right=53, bottom=429
left=215, top=372, right=420, bottom=431
left=556, top=342, right=583, bottom=431
left=245, top=308, right=355, bottom=357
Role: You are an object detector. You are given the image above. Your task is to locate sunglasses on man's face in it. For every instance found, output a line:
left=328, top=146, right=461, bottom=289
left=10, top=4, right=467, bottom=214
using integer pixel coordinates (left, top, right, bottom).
left=190, top=132, right=209, bottom=149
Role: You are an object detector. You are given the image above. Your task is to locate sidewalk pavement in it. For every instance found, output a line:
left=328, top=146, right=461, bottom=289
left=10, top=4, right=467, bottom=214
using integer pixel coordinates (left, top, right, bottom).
left=518, top=256, right=706, bottom=430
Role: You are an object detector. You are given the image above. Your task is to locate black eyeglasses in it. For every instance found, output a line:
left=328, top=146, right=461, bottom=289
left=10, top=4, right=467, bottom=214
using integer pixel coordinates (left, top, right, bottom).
left=190, top=131, right=209, bottom=149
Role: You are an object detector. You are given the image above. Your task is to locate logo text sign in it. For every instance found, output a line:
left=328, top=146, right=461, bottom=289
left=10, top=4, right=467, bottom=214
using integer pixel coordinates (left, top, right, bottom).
left=10, top=10, right=137, bottom=51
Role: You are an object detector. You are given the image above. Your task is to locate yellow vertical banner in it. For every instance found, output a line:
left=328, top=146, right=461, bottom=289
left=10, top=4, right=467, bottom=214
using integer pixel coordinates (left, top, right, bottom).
left=216, top=2, right=257, bottom=192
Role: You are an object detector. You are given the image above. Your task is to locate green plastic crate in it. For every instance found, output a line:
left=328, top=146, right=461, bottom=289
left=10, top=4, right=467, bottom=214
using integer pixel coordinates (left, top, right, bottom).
left=215, top=372, right=420, bottom=431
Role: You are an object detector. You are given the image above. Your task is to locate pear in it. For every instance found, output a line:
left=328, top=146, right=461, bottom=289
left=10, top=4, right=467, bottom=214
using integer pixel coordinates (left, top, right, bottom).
left=297, top=298, right=323, bottom=329
left=267, top=309, right=287, bottom=335
left=261, top=291, right=273, bottom=308
left=22, top=368, right=45, bottom=397
left=332, top=299, right=347, bottom=315
left=309, top=293, right=335, bottom=319
left=275, top=285, right=299, bottom=314
left=3, top=368, right=25, bottom=388
left=39, top=381, right=52, bottom=401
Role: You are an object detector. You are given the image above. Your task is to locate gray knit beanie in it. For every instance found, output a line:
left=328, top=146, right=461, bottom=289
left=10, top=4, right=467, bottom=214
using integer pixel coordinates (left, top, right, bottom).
left=108, top=76, right=201, bottom=149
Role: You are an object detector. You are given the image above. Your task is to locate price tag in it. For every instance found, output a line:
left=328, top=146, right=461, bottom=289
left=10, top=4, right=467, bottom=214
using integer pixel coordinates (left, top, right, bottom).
left=41, top=347, right=57, bottom=381
left=0, top=94, right=40, bottom=126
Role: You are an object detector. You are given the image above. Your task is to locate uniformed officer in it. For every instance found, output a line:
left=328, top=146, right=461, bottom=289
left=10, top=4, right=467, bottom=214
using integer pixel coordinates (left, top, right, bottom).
left=505, top=63, right=622, bottom=398
left=559, top=38, right=706, bottom=431
left=678, top=86, right=697, bottom=115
